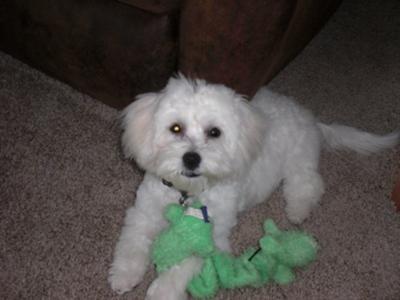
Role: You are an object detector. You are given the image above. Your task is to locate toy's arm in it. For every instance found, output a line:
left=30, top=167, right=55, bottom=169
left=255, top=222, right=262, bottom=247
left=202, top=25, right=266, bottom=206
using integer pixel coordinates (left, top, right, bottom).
left=263, top=219, right=281, bottom=235
left=164, top=203, right=184, bottom=223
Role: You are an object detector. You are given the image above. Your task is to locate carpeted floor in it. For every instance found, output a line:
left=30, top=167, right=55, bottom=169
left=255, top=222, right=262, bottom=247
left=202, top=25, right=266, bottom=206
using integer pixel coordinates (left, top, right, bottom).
left=1, top=0, right=400, bottom=299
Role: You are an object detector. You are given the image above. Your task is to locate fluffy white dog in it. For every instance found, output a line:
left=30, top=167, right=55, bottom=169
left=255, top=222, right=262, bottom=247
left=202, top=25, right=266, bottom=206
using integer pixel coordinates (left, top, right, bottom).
left=109, top=75, right=398, bottom=299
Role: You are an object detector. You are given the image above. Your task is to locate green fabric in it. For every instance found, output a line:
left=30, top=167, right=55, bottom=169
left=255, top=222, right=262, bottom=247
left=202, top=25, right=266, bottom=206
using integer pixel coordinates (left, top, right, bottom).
left=151, top=203, right=318, bottom=298
left=151, top=203, right=215, bottom=273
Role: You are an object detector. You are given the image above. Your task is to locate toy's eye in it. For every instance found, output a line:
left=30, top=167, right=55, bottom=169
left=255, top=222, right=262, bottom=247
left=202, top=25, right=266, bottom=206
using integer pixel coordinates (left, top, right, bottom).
left=170, top=123, right=183, bottom=134
left=207, top=127, right=221, bottom=138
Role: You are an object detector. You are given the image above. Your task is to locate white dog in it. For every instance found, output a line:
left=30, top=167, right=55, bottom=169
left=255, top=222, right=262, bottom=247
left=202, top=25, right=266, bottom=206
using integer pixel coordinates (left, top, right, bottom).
left=109, top=75, right=398, bottom=299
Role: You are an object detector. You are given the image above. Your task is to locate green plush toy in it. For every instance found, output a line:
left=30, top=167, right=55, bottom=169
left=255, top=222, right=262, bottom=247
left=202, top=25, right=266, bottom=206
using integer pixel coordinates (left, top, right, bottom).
left=151, top=203, right=318, bottom=298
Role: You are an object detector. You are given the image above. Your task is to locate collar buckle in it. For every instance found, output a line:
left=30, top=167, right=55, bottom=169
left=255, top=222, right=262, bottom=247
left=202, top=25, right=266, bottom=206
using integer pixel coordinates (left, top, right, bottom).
left=162, top=178, right=190, bottom=206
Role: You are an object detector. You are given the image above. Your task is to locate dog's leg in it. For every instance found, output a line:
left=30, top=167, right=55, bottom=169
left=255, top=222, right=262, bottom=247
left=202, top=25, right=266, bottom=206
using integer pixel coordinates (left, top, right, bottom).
left=145, top=256, right=203, bottom=300
left=109, top=176, right=173, bottom=294
left=212, top=215, right=237, bottom=252
left=283, top=170, right=324, bottom=223
left=283, top=131, right=325, bottom=224
left=202, top=185, right=239, bottom=252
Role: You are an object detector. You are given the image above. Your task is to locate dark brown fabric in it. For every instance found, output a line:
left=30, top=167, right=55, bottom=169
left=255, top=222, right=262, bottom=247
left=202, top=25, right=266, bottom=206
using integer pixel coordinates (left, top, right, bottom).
left=0, top=0, right=178, bottom=109
left=179, top=0, right=342, bottom=97
left=0, top=0, right=340, bottom=108
left=117, top=0, right=181, bottom=14
left=264, top=1, right=343, bottom=90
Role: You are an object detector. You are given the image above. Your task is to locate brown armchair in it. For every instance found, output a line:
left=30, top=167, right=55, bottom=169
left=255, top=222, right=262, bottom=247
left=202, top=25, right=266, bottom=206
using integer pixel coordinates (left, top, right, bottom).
left=0, top=0, right=341, bottom=108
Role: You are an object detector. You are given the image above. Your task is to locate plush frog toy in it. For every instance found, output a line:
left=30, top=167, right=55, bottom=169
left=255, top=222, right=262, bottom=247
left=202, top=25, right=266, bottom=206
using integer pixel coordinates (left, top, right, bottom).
left=151, top=203, right=318, bottom=298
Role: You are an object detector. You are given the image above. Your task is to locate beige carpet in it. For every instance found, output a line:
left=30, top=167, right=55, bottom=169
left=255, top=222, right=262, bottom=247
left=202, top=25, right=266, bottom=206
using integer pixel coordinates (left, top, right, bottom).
left=1, top=0, right=400, bottom=299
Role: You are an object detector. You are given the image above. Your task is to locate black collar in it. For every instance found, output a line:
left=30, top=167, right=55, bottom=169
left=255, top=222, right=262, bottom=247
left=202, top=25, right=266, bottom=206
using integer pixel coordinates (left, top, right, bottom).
left=162, top=179, right=189, bottom=205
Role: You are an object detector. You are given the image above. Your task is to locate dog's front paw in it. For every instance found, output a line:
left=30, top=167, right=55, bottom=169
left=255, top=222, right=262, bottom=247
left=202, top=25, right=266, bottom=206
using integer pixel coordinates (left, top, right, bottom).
left=108, top=269, right=137, bottom=295
left=285, top=201, right=312, bottom=224
left=145, top=277, right=187, bottom=300
left=108, top=260, right=147, bottom=294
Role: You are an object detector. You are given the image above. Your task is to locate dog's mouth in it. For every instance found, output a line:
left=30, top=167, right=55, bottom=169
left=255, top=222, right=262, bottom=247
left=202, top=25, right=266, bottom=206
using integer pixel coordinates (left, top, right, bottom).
left=181, top=170, right=201, bottom=178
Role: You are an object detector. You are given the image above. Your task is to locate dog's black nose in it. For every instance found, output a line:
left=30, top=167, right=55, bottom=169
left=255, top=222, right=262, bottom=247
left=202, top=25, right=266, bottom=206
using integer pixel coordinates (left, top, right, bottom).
left=182, top=152, right=201, bottom=170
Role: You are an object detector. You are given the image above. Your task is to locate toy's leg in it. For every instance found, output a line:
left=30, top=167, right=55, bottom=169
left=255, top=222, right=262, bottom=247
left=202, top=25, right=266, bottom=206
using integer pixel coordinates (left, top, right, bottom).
left=146, top=257, right=203, bottom=300
left=283, top=131, right=324, bottom=224
left=109, top=176, right=174, bottom=294
left=213, top=252, right=260, bottom=289
left=188, top=257, right=219, bottom=298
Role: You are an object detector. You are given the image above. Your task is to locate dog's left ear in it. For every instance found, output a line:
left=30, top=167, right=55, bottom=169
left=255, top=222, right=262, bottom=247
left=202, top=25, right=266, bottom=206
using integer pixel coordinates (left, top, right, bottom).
left=235, top=98, right=266, bottom=164
left=120, top=93, right=159, bottom=168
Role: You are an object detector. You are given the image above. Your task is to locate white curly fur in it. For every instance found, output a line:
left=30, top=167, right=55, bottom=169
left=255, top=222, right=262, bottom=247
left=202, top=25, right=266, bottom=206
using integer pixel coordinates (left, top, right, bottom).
left=109, top=75, right=399, bottom=299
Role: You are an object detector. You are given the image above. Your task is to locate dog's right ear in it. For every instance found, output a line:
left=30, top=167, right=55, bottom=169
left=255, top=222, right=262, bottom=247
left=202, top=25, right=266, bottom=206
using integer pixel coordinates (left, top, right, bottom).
left=120, top=93, right=159, bottom=167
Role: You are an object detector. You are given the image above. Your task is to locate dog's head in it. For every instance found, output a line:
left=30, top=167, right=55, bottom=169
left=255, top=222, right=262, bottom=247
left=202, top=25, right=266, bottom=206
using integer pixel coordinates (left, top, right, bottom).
left=121, top=75, right=265, bottom=191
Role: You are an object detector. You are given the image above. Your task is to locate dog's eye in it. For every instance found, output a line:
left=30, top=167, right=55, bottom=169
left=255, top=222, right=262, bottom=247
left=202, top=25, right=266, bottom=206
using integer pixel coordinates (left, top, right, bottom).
left=207, top=127, right=221, bottom=138
left=170, top=123, right=183, bottom=134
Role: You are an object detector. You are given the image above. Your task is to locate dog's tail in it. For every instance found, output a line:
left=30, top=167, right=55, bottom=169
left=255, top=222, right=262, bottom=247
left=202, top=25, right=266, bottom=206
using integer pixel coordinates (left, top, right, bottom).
left=318, top=123, right=399, bottom=155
